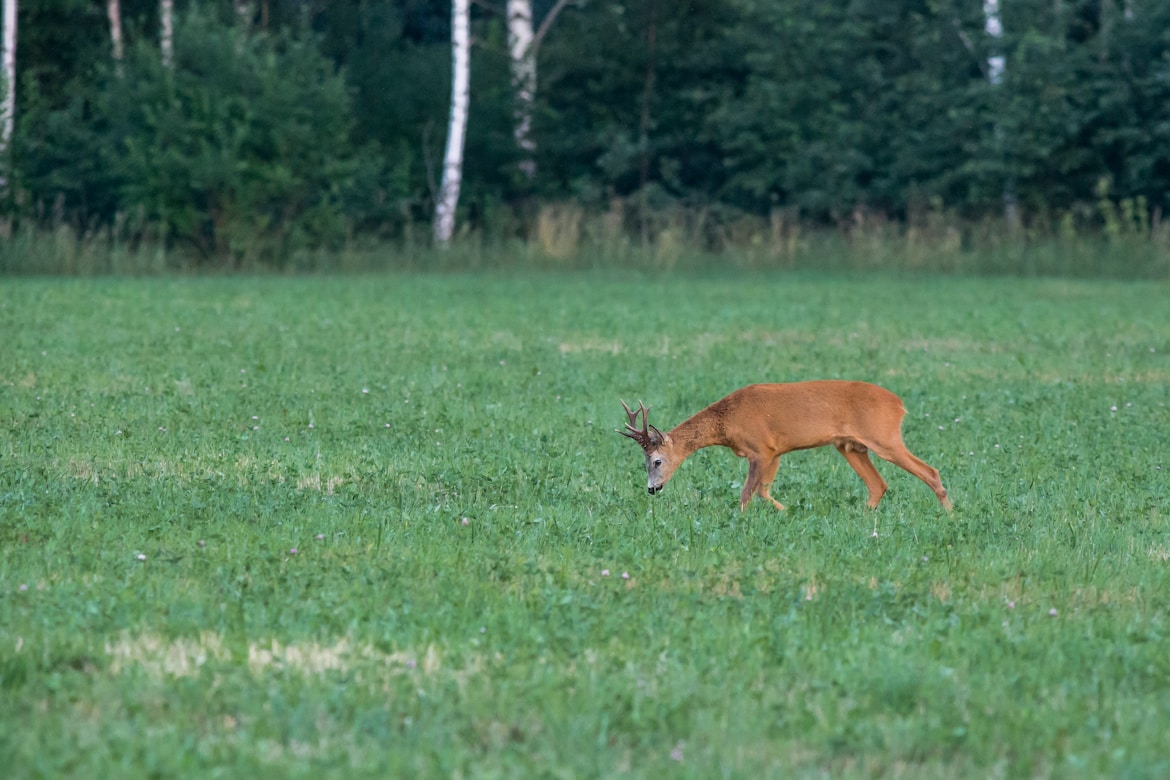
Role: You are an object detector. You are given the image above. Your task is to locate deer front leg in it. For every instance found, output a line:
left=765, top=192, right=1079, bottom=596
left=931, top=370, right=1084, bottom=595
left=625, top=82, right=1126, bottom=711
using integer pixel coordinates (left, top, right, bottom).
left=740, top=458, right=762, bottom=511
left=741, top=455, right=786, bottom=511
left=756, top=454, right=785, bottom=511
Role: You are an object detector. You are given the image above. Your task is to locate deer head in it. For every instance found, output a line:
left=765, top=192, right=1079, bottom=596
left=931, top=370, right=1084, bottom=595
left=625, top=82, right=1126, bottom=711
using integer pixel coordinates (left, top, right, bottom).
left=618, top=400, right=678, bottom=494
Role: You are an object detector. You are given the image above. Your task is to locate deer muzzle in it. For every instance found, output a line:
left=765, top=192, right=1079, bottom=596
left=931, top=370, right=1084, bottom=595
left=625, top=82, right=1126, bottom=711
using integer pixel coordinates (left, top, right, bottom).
left=648, top=485, right=662, bottom=495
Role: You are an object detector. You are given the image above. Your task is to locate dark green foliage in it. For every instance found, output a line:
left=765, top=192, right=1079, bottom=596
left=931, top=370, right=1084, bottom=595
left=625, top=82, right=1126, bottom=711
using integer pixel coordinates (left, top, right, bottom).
left=10, top=4, right=399, bottom=264
left=539, top=0, right=743, bottom=203
left=110, top=11, right=381, bottom=262
left=711, top=0, right=1170, bottom=222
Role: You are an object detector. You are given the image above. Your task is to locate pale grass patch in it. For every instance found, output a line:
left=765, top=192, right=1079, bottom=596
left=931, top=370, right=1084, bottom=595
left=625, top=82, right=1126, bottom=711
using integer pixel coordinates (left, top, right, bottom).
left=104, top=631, right=492, bottom=686
left=64, top=457, right=207, bottom=484
left=901, top=336, right=1003, bottom=354
left=295, top=473, right=347, bottom=494
left=488, top=330, right=524, bottom=352
left=108, top=374, right=145, bottom=393
left=67, top=458, right=101, bottom=484
left=233, top=456, right=321, bottom=488
left=747, top=559, right=782, bottom=596
left=984, top=578, right=1143, bottom=610
left=1113, top=370, right=1170, bottom=384
left=106, top=631, right=230, bottom=677
left=690, top=331, right=730, bottom=356
left=556, top=337, right=624, bottom=356
left=999, top=368, right=1170, bottom=384
left=651, top=334, right=672, bottom=357
left=234, top=455, right=287, bottom=485
left=930, top=581, right=952, bottom=603
left=96, top=633, right=489, bottom=767
left=738, top=328, right=819, bottom=347
left=1149, top=545, right=1170, bottom=562
left=705, top=572, right=744, bottom=600
left=1069, top=586, right=1142, bottom=606
left=105, top=632, right=383, bottom=677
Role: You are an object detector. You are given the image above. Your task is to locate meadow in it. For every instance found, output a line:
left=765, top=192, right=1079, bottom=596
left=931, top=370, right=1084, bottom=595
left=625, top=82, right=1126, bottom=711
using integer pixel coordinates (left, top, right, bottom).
left=1, top=270, right=1168, bottom=778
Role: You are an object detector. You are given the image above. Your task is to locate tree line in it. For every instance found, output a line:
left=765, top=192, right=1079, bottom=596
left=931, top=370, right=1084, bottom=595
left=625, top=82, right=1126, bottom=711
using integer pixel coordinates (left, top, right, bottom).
left=1, top=0, right=1168, bottom=265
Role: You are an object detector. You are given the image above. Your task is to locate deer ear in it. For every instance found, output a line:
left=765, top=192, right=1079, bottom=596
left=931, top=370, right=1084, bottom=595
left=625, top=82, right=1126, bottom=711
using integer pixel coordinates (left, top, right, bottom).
left=648, top=424, right=666, bottom=446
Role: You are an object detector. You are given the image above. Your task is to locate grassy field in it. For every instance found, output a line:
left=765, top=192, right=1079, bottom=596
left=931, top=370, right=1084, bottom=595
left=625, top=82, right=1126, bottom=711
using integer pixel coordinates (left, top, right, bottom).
left=1, top=271, right=1168, bottom=778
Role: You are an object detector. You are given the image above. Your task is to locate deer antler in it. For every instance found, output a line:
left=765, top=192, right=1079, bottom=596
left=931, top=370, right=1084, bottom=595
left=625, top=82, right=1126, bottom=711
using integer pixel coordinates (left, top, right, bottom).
left=618, top=400, right=663, bottom=450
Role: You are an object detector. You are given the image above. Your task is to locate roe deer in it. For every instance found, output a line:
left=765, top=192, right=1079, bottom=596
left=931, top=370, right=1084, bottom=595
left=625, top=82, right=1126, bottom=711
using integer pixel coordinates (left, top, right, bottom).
left=618, top=381, right=952, bottom=511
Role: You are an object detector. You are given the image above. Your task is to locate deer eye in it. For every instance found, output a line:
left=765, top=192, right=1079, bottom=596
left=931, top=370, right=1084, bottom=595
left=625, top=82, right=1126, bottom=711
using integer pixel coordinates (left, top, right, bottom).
left=653, top=458, right=663, bottom=467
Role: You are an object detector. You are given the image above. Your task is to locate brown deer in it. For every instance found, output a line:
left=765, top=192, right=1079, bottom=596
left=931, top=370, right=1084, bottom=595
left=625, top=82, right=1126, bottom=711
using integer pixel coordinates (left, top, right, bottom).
left=618, top=382, right=952, bottom=511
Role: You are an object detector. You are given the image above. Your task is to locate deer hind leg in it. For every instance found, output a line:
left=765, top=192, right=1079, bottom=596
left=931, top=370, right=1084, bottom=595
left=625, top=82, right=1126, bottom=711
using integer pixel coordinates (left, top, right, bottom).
left=867, top=438, right=953, bottom=511
left=835, top=442, right=888, bottom=509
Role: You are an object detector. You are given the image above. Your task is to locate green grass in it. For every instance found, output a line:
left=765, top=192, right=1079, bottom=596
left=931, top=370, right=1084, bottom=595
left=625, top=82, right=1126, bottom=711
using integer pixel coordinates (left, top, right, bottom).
left=1, top=271, right=1168, bottom=778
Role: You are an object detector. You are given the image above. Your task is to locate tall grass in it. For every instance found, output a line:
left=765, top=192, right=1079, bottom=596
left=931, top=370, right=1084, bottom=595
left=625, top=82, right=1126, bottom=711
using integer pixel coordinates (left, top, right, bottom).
left=2, top=201, right=1169, bottom=277
left=1, top=272, right=1168, bottom=777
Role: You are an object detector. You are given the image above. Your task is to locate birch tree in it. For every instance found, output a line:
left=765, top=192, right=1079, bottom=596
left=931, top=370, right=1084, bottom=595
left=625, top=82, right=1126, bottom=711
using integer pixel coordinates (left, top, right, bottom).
left=107, top=0, right=124, bottom=74
left=982, top=0, right=1017, bottom=228
left=507, top=0, right=536, bottom=180
left=160, top=0, right=174, bottom=68
left=982, top=0, right=1004, bottom=85
left=507, top=0, right=576, bottom=182
left=0, top=0, right=15, bottom=200
left=433, top=0, right=470, bottom=246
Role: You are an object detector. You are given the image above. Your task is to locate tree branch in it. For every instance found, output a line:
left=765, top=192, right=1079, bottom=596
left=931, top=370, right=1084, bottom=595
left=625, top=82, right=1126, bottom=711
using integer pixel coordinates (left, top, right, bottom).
left=532, top=0, right=578, bottom=58
left=952, top=17, right=989, bottom=80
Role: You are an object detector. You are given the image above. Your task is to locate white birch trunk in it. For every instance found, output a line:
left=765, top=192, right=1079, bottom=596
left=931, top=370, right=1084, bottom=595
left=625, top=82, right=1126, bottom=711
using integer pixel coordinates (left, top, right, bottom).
left=160, top=0, right=174, bottom=68
left=506, top=0, right=574, bottom=184
left=982, top=0, right=1004, bottom=84
left=983, top=0, right=1017, bottom=228
left=234, top=1, right=253, bottom=25
left=107, top=0, right=124, bottom=74
left=0, top=0, right=15, bottom=199
left=233, top=2, right=253, bottom=56
left=433, top=0, right=470, bottom=247
left=507, top=0, right=537, bottom=180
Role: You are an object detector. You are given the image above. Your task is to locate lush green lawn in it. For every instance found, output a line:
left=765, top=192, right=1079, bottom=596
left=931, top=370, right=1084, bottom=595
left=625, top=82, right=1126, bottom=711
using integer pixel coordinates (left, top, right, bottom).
left=1, top=271, right=1168, bottom=778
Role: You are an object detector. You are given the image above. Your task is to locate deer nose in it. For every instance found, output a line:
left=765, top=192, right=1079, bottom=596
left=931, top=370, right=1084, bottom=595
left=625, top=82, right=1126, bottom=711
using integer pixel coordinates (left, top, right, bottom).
left=648, top=486, right=661, bottom=495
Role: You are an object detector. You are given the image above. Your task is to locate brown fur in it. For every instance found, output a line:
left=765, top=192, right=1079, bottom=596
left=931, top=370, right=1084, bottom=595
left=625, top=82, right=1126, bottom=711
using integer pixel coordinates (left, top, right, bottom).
left=620, top=381, right=952, bottom=511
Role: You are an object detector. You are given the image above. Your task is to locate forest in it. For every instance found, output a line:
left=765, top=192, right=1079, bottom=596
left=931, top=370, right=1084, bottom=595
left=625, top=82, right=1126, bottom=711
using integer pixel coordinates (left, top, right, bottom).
left=1, top=0, right=1169, bottom=269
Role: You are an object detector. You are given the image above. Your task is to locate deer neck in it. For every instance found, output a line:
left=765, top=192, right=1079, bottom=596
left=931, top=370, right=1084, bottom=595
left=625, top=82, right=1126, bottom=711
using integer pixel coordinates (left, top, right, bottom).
left=667, top=406, right=728, bottom=459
